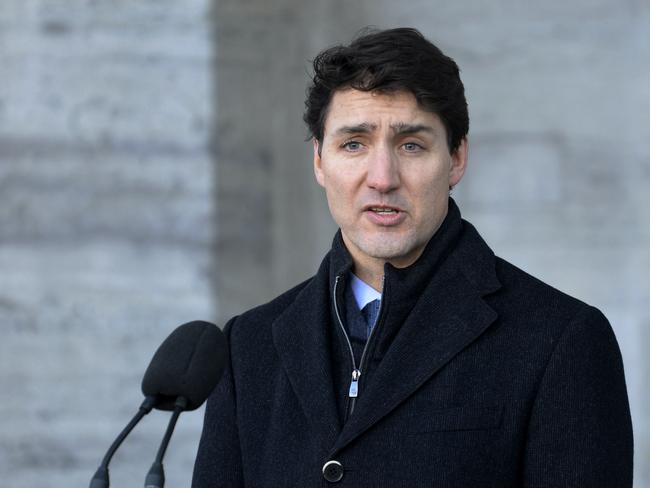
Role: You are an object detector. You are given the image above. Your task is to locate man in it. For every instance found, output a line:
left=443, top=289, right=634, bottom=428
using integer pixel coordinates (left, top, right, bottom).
left=193, top=28, right=633, bottom=487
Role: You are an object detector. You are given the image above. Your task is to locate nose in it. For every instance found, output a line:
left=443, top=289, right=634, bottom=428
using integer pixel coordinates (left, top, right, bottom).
left=366, top=145, right=400, bottom=193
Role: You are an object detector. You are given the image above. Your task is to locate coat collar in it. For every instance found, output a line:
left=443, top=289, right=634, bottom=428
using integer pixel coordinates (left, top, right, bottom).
left=271, top=256, right=342, bottom=449
left=333, top=219, right=500, bottom=452
left=272, top=200, right=501, bottom=454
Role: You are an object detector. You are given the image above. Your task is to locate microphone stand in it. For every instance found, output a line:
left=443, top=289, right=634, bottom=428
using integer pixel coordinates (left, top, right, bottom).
left=144, top=396, right=188, bottom=488
left=89, top=396, right=157, bottom=488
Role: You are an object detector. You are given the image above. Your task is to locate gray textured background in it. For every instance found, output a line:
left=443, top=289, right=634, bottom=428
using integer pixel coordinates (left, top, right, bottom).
left=1, top=1, right=648, bottom=486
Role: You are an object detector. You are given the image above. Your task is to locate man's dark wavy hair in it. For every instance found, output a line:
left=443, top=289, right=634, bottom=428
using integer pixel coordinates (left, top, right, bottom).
left=304, top=27, right=469, bottom=154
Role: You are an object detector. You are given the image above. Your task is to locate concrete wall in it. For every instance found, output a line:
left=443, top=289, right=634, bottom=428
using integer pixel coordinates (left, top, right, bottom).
left=1, top=0, right=647, bottom=486
left=213, top=1, right=357, bottom=321
left=0, top=1, right=214, bottom=486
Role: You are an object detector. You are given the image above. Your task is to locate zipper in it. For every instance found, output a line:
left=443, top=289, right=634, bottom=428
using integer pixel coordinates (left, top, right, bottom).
left=333, top=275, right=358, bottom=406
left=349, top=369, right=360, bottom=397
left=333, top=274, right=386, bottom=417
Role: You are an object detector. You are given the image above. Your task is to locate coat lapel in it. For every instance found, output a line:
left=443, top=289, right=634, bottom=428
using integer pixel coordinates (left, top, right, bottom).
left=332, top=227, right=501, bottom=453
left=272, top=266, right=341, bottom=449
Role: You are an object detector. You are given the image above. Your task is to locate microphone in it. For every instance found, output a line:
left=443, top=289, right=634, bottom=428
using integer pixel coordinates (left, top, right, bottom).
left=141, top=320, right=227, bottom=488
left=89, top=320, right=227, bottom=488
left=141, top=320, right=227, bottom=411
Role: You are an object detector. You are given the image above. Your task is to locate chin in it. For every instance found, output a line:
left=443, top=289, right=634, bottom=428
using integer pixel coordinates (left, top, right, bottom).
left=358, top=238, right=419, bottom=263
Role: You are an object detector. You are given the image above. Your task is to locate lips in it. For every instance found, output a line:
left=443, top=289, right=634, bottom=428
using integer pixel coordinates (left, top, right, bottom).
left=369, top=207, right=398, bottom=214
left=364, top=204, right=404, bottom=213
left=363, top=205, right=406, bottom=226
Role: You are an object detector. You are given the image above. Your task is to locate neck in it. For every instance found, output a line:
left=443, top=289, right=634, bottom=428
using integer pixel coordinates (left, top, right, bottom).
left=352, top=263, right=384, bottom=292
left=347, top=242, right=430, bottom=292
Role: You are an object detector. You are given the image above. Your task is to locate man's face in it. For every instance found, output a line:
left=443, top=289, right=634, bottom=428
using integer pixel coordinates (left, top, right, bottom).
left=313, top=88, right=468, bottom=273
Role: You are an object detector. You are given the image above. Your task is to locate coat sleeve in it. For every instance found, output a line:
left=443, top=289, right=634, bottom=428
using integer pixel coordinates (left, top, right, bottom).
left=522, top=305, right=633, bottom=487
left=192, top=318, right=245, bottom=488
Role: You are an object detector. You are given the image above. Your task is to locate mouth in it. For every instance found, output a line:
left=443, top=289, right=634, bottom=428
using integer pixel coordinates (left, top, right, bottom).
left=364, top=205, right=402, bottom=215
left=366, top=205, right=402, bottom=214
left=363, top=205, right=406, bottom=226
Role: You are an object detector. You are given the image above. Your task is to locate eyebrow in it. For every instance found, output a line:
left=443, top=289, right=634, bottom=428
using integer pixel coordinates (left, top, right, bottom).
left=333, top=123, right=378, bottom=136
left=332, top=122, right=435, bottom=137
left=390, top=123, right=436, bottom=135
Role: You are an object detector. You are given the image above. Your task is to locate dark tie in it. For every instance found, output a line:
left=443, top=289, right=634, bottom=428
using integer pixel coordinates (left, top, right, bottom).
left=361, top=299, right=381, bottom=337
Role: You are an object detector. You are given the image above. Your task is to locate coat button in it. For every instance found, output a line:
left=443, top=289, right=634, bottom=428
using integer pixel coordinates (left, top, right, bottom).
left=322, top=460, right=344, bottom=482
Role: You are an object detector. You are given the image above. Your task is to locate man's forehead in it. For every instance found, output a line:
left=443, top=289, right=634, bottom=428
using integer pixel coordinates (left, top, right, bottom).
left=324, top=88, right=444, bottom=136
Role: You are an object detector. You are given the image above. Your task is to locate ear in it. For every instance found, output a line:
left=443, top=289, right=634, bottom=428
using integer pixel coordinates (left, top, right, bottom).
left=313, top=139, right=325, bottom=188
left=449, top=136, right=468, bottom=187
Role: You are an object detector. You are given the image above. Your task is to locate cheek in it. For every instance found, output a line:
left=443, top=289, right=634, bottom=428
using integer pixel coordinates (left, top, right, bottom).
left=325, top=171, right=359, bottom=201
left=324, top=180, right=353, bottom=217
left=407, top=175, right=450, bottom=226
left=408, top=168, right=449, bottom=200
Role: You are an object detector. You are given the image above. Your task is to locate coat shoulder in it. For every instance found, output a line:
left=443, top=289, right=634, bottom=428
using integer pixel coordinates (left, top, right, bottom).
left=494, top=256, right=585, bottom=307
left=227, top=276, right=314, bottom=347
left=458, top=220, right=594, bottom=324
left=491, top=255, right=606, bottom=338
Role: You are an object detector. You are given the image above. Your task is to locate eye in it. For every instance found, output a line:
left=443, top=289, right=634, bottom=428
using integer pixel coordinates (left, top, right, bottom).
left=342, top=140, right=363, bottom=152
left=402, top=142, right=423, bottom=152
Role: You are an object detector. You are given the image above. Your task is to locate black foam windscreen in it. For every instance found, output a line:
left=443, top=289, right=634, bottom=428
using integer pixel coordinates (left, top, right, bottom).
left=141, top=321, right=227, bottom=411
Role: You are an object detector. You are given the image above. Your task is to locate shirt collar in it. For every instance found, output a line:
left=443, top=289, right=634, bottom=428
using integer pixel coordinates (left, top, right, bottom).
left=349, top=273, right=382, bottom=310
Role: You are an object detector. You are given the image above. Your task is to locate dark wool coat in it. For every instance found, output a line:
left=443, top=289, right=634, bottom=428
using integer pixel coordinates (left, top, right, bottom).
left=193, top=202, right=633, bottom=488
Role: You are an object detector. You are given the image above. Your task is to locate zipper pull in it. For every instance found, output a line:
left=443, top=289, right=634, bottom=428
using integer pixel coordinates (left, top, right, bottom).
left=348, top=369, right=361, bottom=398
